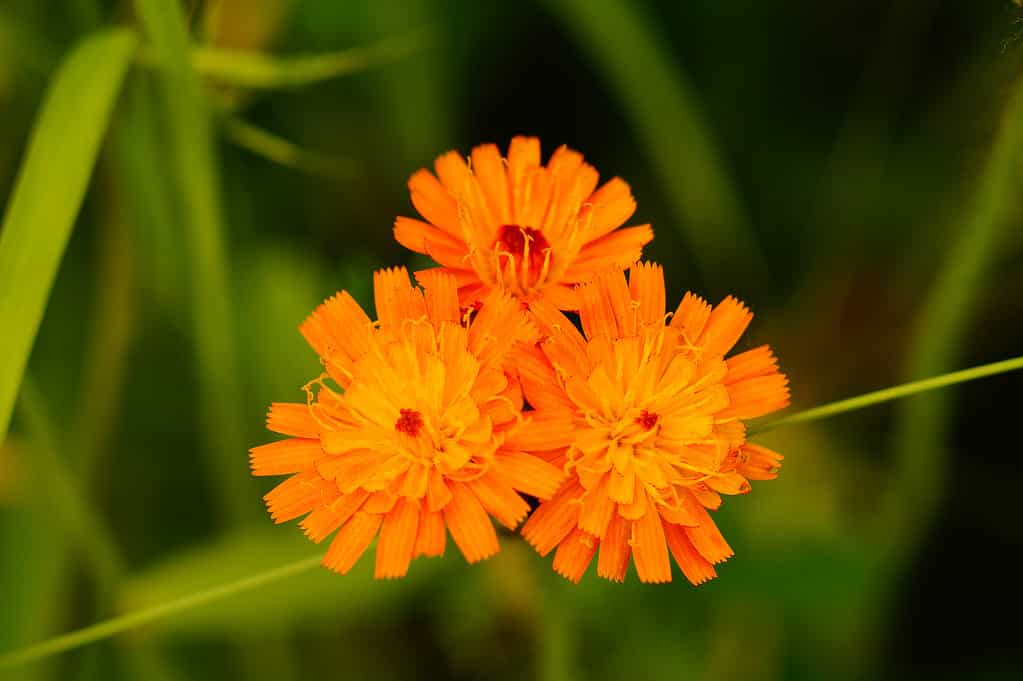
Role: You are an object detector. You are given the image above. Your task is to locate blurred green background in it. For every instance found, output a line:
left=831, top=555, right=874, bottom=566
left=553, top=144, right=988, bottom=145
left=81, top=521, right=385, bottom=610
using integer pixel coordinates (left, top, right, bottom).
left=2, top=0, right=1023, bottom=679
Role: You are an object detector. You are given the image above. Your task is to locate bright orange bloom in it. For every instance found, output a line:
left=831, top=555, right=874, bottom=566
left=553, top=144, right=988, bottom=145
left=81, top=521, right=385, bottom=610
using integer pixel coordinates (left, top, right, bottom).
left=515, top=263, right=790, bottom=584
left=250, top=268, right=565, bottom=578
left=394, top=137, right=653, bottom=310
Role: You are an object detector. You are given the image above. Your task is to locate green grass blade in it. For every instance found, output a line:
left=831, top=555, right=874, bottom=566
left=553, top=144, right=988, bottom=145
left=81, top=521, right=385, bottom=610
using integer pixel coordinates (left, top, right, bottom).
left=881, top=73, right=1023, bottom=560
left=133, top=0, right=253, bottom=524
left=221, top=115, right=359, bottom=180
left=71, top=193, right=138, bottom=477
left=185, top=27, right=433, bottom=89
left=543, top=0, right=766, bottom=288
left=16, top=376, right=124, bottom=596
left=113, top=73, right=186, bottom=314
left=0, top=27, right=138, bottom=443
left=750, top=355, right=1023, bottom=435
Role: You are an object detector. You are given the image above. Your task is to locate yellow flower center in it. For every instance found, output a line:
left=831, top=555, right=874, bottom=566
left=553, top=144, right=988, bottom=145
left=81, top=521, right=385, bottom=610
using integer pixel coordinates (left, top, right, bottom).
left=318, top=326, right=504, bottom=493
left=562, top=331, right=730, bottom=507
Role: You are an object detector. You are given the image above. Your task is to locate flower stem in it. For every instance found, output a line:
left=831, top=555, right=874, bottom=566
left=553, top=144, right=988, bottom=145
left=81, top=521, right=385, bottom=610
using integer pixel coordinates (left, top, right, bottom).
left=0, top=555, right=322, bottom=670
left=749, top=354, right=1023, bottom=436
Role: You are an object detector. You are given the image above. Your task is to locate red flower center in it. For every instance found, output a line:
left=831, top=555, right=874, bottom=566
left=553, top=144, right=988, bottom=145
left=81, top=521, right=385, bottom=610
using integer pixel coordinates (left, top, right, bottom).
left=495, top=224, right=550, bottom=279
left=635, top=409, right=659, bottom=431
left=395, top=408, right=424, bottom=437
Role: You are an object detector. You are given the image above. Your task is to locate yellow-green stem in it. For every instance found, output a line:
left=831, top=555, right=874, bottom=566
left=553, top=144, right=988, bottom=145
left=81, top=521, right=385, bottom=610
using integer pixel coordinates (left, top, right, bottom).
left=0, top=556, right=321, bottom=670
left=749, top=355, right=1023, bottom=436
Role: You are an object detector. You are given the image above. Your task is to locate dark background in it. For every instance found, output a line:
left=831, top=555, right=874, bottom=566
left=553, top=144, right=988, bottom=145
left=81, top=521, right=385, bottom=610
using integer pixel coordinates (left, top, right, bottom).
left=2, top=1, right=1022, bottom=679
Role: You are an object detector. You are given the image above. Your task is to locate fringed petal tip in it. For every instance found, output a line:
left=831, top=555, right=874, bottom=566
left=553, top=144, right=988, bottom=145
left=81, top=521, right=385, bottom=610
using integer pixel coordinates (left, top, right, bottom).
left=397, top=138, right=655, bottom=306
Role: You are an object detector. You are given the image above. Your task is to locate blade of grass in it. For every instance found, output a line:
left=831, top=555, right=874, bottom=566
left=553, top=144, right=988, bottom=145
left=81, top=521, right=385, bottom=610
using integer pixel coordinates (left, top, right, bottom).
left=0, top=27, right=137, bottom=443
left=104, top=76, right=198, bottom=681
left=16, top=376, right=124, bottom=598
left=184, top=27, right=434, bottom=89
left=361, top=3, right=453, bottom=170
left=0, top=464, right=69, bottom=681
left=881, top=72, right=1023, bottom=560
left=133, top=0, right=252, bottom=524
left=112, top=73, right=186, bottom=314
left=543, top=0, right=766, bottom=289
left=0, top=555, right=322, bottom=670
left=220, top=115, right=359, bottom=180
left=72, top=176, right=138, bottom=477
left=810, top=0, right=936, bottom=249
left=749, top=354, right=1023, bottom=436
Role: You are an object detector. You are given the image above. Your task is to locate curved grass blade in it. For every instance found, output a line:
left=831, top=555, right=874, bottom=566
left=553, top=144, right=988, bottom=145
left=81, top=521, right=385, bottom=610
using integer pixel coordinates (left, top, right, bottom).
left=0, top=27, right=138, bottom=443
left=543, top=0, right=766, bottom=289
left=220, top=115, right=359, bottom=180
left=17, top=376, right=124, bottom=596
left=137, top=27, right=434, bottom=90
left=882, top=72, right=1023, bottom=561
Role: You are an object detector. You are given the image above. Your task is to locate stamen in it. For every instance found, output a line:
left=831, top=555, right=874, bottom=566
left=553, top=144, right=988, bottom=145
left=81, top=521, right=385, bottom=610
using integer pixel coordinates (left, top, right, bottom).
left=395, top=408, right=425, bottom=437
left=635, top=409, right=659, bottom=431
left=493, top=224, right=551, bottom=291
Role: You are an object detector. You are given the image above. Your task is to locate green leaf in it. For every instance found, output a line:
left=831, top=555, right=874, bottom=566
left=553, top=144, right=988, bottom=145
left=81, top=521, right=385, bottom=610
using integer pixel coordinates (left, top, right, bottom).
left=0, top=28, right=138, bottom=442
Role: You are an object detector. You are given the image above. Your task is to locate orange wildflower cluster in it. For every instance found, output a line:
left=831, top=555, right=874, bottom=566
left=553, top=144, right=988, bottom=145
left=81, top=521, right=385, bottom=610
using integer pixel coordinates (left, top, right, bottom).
left=253, top=137, right=789, bottom=585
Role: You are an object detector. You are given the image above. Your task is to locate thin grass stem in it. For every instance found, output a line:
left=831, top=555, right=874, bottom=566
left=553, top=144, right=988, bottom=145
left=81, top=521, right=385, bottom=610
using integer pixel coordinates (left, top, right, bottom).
left=0, top=556, right=321, bottom=670
left=220, top=115, right=359, bottom=180
left=749, top=355, right=1023, bottom=436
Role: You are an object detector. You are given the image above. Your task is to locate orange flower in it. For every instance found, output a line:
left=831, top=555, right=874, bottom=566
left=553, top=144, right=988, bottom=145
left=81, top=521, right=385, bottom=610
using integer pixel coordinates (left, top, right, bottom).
left=394, top=137, right=653, bottom=310
left=250, top=268, right=565, bottom=578
left=515, top=263, right=790, bottom=584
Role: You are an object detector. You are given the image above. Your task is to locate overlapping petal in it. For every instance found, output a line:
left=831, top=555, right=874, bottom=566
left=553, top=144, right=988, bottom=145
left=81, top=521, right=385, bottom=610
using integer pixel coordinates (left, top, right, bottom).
left=515, top=263, right=790, bottom=584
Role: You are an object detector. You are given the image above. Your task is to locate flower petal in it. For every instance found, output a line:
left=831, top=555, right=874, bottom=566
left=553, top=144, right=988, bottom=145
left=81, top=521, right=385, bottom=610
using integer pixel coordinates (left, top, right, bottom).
left=249, top=438, right=320, bottom=476
left=444, top=482, right=500, bottom=563
left=322, top=511, right=382, bottom=574
left=632, top=508, right=672, bottom=583
left=552, top=528, right=598, bottom=583
left=375, top=497, right=421, bottom=578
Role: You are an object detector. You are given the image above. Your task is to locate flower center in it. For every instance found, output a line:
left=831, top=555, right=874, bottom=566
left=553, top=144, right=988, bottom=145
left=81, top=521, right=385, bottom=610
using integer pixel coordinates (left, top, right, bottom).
left=493, top=224, right=551, bottom=294
left=635, top=409, right=659, bottom=431
left=394, top=408, right=424, bottom=437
